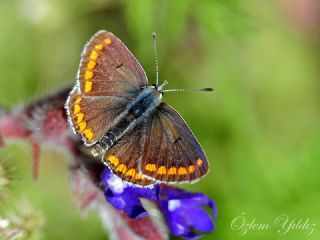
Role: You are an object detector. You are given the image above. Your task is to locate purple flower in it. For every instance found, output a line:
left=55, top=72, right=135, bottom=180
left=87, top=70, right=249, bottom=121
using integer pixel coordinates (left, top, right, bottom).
left=101, top=168, right=158, bottom=219
left=158, top=186, right=217, bottom=239
left=101, top=167, right=217, bottom=239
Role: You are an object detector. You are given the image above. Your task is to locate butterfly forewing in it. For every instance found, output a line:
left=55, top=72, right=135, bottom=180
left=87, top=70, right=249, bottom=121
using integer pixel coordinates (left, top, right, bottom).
left=140, top=103, right=209, bottom=183
left=78, top=30, right=148, bottom=97
left=66, top=30, right=149, bottom=145
left=103, top=121, right=155, bottom=186
left=66, top=88, right=129, bottom=145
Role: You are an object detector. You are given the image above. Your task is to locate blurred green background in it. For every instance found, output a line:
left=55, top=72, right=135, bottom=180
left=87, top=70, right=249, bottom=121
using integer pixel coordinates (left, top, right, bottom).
left=0, top=0, right=319, bottom=239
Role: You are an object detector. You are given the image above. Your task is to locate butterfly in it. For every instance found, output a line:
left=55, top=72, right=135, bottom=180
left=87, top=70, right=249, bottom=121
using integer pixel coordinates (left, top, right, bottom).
left=65, top=30, right=210, bottom=186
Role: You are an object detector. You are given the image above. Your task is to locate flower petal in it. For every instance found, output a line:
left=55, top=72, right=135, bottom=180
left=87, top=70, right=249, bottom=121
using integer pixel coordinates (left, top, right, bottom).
left=157, top=185, right=217, bottom=238
left=101, top=167, right=158, bottom=219
left=185, top=207, right=214, bottom=232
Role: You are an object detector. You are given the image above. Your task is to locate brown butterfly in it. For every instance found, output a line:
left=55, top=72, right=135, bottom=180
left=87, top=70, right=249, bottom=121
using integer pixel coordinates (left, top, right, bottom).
left=65, top=30, right=211, bottom=186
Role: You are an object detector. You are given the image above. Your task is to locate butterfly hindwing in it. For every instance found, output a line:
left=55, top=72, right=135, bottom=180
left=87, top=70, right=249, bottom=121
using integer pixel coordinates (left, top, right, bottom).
left=140, top=103, right=209, bottom=183
left=103, top=121, right=155, bottom=186
left=78, top=30, right=148, bottom=97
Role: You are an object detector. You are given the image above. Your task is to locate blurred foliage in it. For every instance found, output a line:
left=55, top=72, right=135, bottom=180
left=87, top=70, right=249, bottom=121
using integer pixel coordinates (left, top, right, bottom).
left=0, top=200, right=45, bottom=240
left=0, top=0, right=320, bottom=239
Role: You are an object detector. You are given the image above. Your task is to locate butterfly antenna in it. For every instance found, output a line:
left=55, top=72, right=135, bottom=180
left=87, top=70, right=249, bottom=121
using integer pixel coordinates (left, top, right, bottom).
left=162, top=87, right=214, bottom=93
left=153, top=32, right=159, bottom=87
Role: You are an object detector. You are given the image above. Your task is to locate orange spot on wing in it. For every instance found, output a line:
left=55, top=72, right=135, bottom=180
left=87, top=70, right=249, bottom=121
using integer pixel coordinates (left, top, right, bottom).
left=75, top=96, right=82, bottom=104
left=107, top=155, right=119, bottom=167
left=104, top=38, right=112, bottom=45
left=178, top=167, right=187, bottom=175
left=83, top=128, right=93, bottom=140
left=87, top=60, right=96, bottom=70
left=188, top=165, right=195, bottom=173
left=197, top=159, right=203, bottom=166
left=78, top=122, right=87, bottom=132
left=84, top=71, right=93, bottom=80
left=157, top=166, right=166, bottom=175
left=125, top=169, right=136, bottom=177
left=75, top=113, right=84, bottom=123
left=90, top=50, right=98, bottom=60
left=135, top=173, right=143, bottom=180
left=116, top=164, right=127, bottom=174
left=95, top=44, right=103, bottom=50
left=73, top=105, right=80, bottom=114
left=145, top=164, right=156, bottom=172
left=168, top=167, right=177, bottom=175
left=84, top=81, right=92, bottom=92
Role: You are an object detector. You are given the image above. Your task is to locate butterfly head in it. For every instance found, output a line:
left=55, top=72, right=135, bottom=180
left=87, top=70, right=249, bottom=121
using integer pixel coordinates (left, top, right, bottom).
left=149, top=80, right=168, bottom=99
left=146, top=85, right=163, bottom=101
left=156, top=80, right=168, bottom=93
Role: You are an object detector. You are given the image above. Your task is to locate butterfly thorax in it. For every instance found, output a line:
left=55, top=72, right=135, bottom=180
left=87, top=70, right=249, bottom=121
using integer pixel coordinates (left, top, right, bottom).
left=92, top=86, right=162, bottom=156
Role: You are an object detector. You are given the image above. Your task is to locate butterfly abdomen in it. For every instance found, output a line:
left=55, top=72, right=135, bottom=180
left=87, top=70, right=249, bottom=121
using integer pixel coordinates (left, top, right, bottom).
left=92, top=87, right=161, bottom=156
